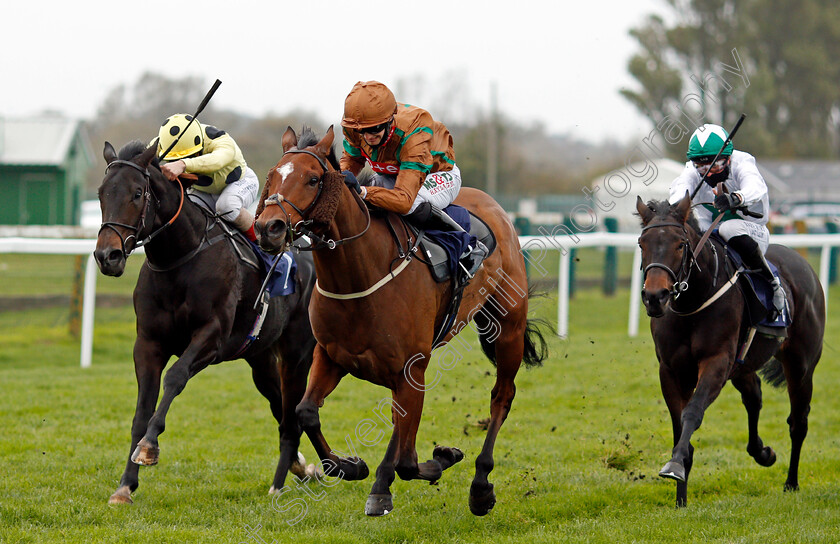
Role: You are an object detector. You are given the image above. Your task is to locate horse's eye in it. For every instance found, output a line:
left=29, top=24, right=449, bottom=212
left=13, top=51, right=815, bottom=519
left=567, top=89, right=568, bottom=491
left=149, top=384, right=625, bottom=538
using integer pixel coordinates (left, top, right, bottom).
left=134, top=188, right=143, bottom=200
left=308, top=176, right=320, bottom=187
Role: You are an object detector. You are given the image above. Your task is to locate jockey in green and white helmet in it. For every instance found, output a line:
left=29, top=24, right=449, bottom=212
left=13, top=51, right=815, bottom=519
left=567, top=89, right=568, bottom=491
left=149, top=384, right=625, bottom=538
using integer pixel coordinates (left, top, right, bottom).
left=669, top=123, right=785, bottom=318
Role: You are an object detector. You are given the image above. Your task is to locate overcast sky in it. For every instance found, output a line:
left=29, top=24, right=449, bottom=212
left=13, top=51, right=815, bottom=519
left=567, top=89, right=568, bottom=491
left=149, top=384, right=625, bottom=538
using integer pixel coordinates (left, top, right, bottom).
left=2, top=0, right=668, bottom=143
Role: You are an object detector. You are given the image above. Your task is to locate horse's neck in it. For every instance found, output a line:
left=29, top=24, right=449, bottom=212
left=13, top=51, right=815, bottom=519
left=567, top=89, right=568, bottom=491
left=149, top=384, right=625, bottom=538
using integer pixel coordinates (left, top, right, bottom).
left=678, top=229, right=725, bottom=306
left=142, top=176, right=206, bottom=264
left=313, top=190, right=395, bottom=294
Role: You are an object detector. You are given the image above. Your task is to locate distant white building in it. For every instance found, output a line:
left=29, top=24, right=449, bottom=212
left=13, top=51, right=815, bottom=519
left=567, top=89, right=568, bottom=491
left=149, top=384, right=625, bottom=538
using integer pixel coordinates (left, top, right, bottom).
left=589, top=157, right=686, bottom=233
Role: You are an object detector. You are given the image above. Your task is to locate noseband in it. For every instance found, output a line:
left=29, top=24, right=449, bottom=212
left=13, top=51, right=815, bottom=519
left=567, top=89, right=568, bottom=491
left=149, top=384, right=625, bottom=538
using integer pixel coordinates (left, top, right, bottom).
left=99, top=159, right=184, bottom=258
left=263, top=148, right=370, bottom=251
left=640, top=221, right=701, bottom=299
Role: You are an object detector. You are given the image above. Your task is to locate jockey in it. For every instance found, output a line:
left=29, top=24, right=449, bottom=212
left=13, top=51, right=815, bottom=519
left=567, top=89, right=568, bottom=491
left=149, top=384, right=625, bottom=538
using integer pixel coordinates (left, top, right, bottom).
left=339, top=80, right=488, bottom=275
left=155, top=114, right=259, bottom=241
left=669, top=123, right=785, bottom=317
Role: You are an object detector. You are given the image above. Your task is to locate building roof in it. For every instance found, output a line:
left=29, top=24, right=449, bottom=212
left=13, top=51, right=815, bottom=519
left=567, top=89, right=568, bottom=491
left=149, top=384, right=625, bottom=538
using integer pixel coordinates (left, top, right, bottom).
left=0, top=117, right=91, bottom=166
left=758, top=160, right=840, bottom=198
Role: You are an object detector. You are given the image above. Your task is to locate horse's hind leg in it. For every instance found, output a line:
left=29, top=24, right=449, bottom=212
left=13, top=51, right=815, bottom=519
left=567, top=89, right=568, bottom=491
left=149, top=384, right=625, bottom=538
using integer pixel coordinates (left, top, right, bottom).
left=247, top=348, right=307, bottom=494
left=776, top=347, right=819, bottom=491
left=109, top=338, right=166, bottom=504
left=296, top=345, right=369, bottom=481
left=469, top=314, right=525, bottom=516
left=731, top=372, right=777, bottom=467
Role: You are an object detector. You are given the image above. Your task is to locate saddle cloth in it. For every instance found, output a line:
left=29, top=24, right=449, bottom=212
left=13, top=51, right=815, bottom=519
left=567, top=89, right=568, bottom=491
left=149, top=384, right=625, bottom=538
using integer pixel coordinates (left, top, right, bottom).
left=724, top=244, right=791, bottom=331
left=419, top=205, right=497, bottom=282
left=189, top=194, right=297, bottom=297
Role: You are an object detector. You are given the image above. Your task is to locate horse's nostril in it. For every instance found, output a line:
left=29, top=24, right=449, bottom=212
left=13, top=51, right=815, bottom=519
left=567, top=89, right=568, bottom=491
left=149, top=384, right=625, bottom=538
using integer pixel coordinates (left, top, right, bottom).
left=108, top=249, right=123, bottom=264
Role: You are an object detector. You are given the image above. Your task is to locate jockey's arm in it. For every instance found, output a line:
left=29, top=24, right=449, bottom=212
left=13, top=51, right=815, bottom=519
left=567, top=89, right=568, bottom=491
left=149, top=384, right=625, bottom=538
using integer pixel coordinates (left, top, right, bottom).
left=668, top=162, right=700, bottom=204
left=363, top=123, right=433, bottom=214
left=730, top=153, right=767, bottom=207
left=340, top=133, right=366, bottom=176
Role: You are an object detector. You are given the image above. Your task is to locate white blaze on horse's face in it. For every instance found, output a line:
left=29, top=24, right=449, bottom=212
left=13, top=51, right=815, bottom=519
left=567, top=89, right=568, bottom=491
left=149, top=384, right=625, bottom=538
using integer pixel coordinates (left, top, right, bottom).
left=277, top=162, right=294, bottom=185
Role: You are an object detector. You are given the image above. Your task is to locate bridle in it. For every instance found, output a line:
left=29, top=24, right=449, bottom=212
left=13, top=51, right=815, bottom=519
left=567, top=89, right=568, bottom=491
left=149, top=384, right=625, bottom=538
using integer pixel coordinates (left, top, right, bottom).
left=639, top=221, right=702, bottom=299
left=98, top=159, right=185, bottom=259
left=263, top=148, right=370, bottom=251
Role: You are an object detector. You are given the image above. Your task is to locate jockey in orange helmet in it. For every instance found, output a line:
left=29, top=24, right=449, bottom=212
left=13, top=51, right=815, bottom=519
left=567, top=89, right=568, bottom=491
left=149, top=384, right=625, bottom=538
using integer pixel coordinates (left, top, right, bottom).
left=339, top=80, right=487, bottom=274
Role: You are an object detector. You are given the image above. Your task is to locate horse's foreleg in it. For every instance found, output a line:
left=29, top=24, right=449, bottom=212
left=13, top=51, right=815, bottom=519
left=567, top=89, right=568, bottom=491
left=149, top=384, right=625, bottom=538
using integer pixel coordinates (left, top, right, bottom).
left=660, top=358, right=729, bottom=506
left=295, top=345, right=368, bottom=481
left=731, top=372, right=776, bottom=467
left=132, top=325, right=221, bottom=467
left=109, top=338, right=166, bottom=504
left=658, top=363, right=693, bottom=507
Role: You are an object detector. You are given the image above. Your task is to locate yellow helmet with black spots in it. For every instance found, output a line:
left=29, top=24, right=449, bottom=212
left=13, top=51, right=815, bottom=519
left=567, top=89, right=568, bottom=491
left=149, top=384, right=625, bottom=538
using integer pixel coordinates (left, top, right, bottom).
left=157, top=114, right=204, bottom=160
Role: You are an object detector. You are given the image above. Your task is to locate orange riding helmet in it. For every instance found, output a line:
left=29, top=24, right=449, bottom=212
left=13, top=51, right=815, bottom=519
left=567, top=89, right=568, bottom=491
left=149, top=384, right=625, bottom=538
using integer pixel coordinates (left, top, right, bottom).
left=341, top=81, right=398, bottom=130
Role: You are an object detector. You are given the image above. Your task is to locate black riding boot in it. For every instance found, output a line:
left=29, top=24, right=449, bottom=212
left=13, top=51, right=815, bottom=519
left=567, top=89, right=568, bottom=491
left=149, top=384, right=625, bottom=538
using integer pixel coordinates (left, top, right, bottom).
left=727, top=234, right=786, bottom=318
left=406, top=202, right=488, bottom=276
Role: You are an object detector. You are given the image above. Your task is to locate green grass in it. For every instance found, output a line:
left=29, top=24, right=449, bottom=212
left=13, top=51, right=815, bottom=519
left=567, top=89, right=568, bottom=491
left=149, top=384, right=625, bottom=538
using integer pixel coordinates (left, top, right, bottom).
left=1, top=276, right=840, bottom=543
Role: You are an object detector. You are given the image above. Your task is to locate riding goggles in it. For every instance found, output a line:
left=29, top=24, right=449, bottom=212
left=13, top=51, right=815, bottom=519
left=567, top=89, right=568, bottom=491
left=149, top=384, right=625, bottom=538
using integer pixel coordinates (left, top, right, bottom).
left=692, top=157, right=729, bottom=175
left=359, top=122, right=389, bottom=135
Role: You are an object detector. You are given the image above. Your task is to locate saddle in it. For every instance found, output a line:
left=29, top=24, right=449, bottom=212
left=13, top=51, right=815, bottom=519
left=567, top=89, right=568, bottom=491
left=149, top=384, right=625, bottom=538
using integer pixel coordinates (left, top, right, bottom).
left=716, top=234, right=790, bottom=337
left=417, top=211, right=497, bottom=283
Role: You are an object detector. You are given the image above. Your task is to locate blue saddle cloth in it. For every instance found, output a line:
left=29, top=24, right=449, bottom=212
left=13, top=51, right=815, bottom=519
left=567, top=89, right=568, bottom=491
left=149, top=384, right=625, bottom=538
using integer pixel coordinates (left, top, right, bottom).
left=423, top=205, right=477, bottom=276
left=246, top=240, right=297, bottom=297
left=724, top=245, right=790, bottom=328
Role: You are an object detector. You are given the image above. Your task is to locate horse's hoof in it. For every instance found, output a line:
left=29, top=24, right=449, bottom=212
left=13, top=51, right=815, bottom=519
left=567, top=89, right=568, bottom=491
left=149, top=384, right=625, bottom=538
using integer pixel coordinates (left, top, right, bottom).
left=433, top=445, right=465, bottom=466
left=469, top=483, right=496, bottom=516
left=305, top=463, right=323, bottom=480
left=340, top=457, right=369, bottom=481
left=365, top=493, right=393, bottom=516
left=756, top=446, right=777, bottom=467
left=108, top=486, right=133, bottom=505
left=659, top=461, right=686, bottom=482
left=289, top=452, right=307, bottom=480
left=784, top=481, right=799, bottom=492
left=131, top=439, right=159, bottom=466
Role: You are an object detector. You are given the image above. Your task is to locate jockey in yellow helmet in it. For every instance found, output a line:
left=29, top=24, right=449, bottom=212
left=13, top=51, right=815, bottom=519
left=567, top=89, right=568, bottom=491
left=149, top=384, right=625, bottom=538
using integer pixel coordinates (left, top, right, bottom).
left=156, top=114, right=259, bottom=241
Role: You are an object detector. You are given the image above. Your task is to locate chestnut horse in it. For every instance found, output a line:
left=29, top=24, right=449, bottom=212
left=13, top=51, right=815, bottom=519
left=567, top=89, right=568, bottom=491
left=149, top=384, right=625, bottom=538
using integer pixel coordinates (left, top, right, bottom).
left=95, top=141, right=317, bottom=504
left=255, top=126, right=547, bottom=516
left=636, top=195, right=824, bottom=507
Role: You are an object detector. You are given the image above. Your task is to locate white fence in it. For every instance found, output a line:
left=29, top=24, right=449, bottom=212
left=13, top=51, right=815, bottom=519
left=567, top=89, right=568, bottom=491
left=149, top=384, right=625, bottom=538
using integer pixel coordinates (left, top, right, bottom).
left=1, top=233, right=839, bottom=367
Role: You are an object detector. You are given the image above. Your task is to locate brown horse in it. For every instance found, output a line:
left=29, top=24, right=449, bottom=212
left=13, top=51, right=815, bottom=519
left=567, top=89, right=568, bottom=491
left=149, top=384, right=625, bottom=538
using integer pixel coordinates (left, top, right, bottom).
left=636, top=194, right=824, bottom=507
left=254, top=126, right=547, bottom=516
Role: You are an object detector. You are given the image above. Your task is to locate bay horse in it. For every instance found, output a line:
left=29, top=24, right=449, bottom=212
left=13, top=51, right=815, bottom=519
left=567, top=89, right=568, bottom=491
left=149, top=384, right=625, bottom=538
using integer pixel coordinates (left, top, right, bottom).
left=636, top=194, right=824, bottom=507
left=254, top=126, right=548, bottom=516
left=95, top=140, right=317, bottom=504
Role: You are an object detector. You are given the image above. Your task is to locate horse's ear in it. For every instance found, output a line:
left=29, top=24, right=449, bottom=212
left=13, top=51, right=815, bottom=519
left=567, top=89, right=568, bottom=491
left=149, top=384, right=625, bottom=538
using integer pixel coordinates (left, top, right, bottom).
left=314, top=125, right=335, bottom=157
left=282, top=126, right=298, bottom=152
left=138, top=143, right=157, bottom=168
left=103, top=142, right=117, bottom=164
left=636, top=196, right=654, bottom=225
left=675, top=190, right=692, bottom=223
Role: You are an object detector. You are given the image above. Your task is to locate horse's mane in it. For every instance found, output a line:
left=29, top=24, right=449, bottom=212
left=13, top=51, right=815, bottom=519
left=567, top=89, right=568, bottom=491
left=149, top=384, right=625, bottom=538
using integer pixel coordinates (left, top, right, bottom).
left=118, top=140, right=148, bottom=160
left=118, top=140, right=160, bottom=170
left=297, top=125, right=340, bottom=170
left=642, top=199, right=702, bottom=234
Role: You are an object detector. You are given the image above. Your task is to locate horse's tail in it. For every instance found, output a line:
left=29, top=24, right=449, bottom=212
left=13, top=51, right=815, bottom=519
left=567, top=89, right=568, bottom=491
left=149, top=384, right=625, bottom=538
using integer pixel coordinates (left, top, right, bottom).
left=476, top=285, right=550, bottom=368
left=758, top=357, right=787, bottom=388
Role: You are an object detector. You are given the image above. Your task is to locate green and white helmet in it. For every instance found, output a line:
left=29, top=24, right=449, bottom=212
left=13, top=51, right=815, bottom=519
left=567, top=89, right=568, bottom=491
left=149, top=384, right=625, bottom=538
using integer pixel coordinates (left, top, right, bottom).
left=686, top=124, right=733, bottom=160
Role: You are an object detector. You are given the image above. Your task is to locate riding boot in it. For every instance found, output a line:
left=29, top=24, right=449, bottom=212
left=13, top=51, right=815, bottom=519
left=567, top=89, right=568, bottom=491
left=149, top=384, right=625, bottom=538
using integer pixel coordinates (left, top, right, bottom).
left=406, top=202, right=489, bottom=276
left=233, top=208, right=257, bottom=242
left=728, top=234, right=785, bottom=318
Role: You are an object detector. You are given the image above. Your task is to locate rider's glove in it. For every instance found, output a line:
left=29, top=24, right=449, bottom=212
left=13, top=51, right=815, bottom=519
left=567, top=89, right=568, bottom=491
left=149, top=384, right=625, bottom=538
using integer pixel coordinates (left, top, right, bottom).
left=714, top=191, right=743, bottom=212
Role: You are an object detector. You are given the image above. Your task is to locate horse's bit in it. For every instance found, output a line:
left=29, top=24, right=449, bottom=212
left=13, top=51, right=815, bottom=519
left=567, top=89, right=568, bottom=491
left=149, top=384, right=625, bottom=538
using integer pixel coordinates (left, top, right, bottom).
left=639, top=222, right=702, bottom=299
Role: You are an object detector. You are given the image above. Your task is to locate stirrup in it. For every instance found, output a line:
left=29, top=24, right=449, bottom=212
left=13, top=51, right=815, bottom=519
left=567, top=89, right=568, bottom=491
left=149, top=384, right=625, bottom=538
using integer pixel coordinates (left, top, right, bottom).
left=459, top=241, right=489, bottom=278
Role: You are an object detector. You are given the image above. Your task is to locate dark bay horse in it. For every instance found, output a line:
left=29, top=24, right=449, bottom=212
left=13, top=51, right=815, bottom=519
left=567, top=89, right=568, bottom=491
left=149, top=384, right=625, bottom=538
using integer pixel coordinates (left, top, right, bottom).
left=636, top=194, right=824, bottom=507
left=95, top=140, right=317, bottom=504
left=254, top=126, right=547, bottom=516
